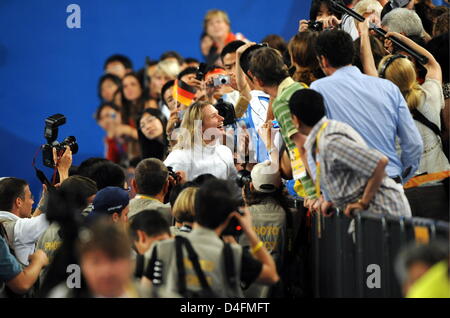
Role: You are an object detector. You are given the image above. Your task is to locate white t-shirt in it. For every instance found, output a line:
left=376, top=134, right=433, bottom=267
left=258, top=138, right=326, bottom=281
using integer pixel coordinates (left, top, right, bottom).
left=164, top=141, right=237, bottom=181
left=415, top=78, right=450, bottom=175
left=0, top=211, right=49, bottom=265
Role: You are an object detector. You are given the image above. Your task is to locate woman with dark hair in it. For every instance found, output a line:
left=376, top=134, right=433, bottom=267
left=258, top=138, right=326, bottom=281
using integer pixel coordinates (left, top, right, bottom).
left=121, top=72, right=152, bottom=125
left=299, top=0, right=358, bottom=40
left=137, top=108, right=169, bottom=161
left=98, top=74, right=122, bottom=106
left=95, top=102, right=130, bottom=165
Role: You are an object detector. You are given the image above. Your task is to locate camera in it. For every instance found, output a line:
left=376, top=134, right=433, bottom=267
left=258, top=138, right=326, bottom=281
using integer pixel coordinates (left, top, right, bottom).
left=235, top=169, right=252, bottom=188
left=42, top=114, right=78, bottom=168
left=222, top=207, right=245, bottom=237
left=167, top=166, right=180, bottom=183
left=239, top=42, right=269, bottom=77
left=196, top=62, right=208, bottom=81
left=212, top=74, right=231, bottom=87
left=308, top=20, right=323, bottom=32
left=214, top=98, right=236, bottom=126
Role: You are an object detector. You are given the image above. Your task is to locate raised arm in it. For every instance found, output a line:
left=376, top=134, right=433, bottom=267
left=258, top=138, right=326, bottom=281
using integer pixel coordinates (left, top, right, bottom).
left=357, top=19, right=378, bottom=77
left=385, top=31, right=442, bottom=83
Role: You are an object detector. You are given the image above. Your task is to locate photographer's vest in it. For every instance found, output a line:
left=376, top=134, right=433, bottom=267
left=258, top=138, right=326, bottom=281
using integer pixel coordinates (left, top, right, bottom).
left=35, top=222, right=63, bottom=285
left=151, top=227, right=244, bottom=298
left=0, top=218, right=31, bottom=298
left=239, top=197, right=287, bottom=298
left=0, top=218, right=16, bottom=253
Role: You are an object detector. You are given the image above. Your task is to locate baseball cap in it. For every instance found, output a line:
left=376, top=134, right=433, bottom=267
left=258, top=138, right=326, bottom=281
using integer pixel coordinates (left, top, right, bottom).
left=250, top=161, right=281, bottom=193
left=91, top=186, right=129, bottom=216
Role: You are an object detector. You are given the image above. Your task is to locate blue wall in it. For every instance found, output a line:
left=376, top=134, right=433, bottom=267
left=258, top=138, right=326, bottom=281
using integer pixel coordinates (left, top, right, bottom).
left=0, top=0, right=310, bottom=199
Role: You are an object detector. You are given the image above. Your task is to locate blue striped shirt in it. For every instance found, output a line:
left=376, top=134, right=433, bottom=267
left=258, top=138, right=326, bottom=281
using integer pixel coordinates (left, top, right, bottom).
left=311, top=66, right=423, bottom=182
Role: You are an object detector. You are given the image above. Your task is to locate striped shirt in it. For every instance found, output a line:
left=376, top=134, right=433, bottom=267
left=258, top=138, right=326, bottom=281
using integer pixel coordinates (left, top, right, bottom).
left=272, top=77, right=317, bottom=198
left=305, top=117, right=411, bottom=216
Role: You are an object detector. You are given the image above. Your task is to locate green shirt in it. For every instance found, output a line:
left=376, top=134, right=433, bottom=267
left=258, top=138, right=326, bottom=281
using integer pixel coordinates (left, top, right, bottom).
left=272, top=77, right=306, bottom=152
left=272, top=77, right=316, bottom=198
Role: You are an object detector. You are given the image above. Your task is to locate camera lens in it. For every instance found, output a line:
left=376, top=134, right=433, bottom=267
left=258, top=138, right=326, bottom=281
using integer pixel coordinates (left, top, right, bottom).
left=62, top=136, right=79, bottom=154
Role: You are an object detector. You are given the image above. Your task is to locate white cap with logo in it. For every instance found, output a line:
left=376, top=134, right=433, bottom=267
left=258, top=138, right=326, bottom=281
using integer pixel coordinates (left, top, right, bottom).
left=250, top=160, right=281, bottom=193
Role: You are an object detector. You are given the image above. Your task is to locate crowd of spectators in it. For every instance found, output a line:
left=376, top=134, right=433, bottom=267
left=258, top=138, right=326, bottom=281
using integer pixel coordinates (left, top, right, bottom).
left=1, top=0, right=449, bottom=299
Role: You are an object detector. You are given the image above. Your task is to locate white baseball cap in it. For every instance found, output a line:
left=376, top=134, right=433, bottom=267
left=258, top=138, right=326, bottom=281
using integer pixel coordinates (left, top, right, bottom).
left=250, top=161, right=281, bottom=193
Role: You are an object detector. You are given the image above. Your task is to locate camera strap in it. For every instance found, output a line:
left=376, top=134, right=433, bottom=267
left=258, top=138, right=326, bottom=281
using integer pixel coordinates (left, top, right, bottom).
left=32, top=146, right=55, bottom=188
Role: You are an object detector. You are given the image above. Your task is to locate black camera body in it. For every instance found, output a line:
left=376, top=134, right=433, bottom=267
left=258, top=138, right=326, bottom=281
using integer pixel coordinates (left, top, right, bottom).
left=214, top=98, right=236, bottom=126
left=196, top=62, right=208, bottom=81
left=42, top=114, right=78, bottom=168
left=308, top=20, right=324, bottom=32
left=222, top=207, right=245, bottom=237
left=167, top=166, right=180, bottom=183
left=235, top=169, right=251, bottom=188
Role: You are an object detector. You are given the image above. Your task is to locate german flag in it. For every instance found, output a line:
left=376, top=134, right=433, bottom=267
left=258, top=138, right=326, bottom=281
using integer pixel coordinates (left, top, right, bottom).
left=173, top=79, right=196, bottom=106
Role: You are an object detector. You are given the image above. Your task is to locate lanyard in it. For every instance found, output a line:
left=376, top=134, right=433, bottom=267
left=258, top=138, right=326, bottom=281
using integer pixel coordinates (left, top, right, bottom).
left=312, top=121, right=329, bottom=239
left=314, top=121, right=329, bottom=198
left=135, top=195, right=158, bottom=202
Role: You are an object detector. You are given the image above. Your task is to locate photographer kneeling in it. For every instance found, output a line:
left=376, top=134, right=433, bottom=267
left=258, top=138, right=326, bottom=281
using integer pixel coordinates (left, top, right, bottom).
left=146, top=179, right=279, bottom=298
left=238, top=160, right=289, bottom=298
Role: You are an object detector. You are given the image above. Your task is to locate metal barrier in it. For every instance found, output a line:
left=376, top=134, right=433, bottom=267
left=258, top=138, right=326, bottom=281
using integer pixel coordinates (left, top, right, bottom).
left=311, top=211, right=449, bottom=298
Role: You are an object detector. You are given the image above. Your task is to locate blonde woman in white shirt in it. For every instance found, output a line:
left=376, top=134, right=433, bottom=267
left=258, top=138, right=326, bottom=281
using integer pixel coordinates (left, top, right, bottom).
left=164, top=101, right=238, bottom=181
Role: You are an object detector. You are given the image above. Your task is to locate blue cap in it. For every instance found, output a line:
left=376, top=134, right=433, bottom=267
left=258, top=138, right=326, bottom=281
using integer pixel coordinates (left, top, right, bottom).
left=91, top=186, right=129, bottom=216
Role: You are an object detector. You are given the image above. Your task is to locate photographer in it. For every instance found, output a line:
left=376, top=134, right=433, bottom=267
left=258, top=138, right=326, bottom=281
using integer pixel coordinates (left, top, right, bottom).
left=299, top=0, right=359, bottom=39
left=146, top=179, right=279, bottom=298
left=238, top=161, right=288, bottom=298
left=129, top=158, right=184, bottom=223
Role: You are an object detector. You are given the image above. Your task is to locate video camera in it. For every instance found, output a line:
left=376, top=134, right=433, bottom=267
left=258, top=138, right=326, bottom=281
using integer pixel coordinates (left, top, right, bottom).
left=42, top=114, right=78, bottom=168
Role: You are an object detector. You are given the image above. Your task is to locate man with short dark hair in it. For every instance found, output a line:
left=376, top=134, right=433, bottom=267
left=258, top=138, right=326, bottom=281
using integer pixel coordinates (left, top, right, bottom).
left=289, top=88, right=412, bottom=217
left=310, top=29, right=423, bottom=185
left=129, top=210, right=171, bottom=280
left=128, top=158, right=173, bottom=223
left=147, top=179, right=279, bottom=297
left=0, top=178, right=50, bottom=265
left=85, top=161, right=126, bottom=190
left=222, top=40, right=272, bottom=164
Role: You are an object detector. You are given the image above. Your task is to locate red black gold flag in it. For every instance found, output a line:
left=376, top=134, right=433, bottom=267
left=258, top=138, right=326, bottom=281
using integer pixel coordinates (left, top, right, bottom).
left=173, top=79, right=196, bottom=106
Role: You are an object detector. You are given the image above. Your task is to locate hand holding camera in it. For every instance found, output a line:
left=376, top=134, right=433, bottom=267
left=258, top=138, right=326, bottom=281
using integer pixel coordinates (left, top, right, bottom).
left=52, top=146, right=72, bottom=182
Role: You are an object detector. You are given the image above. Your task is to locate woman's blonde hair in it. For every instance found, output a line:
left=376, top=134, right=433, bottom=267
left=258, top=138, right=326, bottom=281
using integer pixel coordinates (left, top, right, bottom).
left=172, top=187, right=198, bottom=223
left=378, top=55, right=424, bottom=111
left=175, top=101, right=210, bottom=150
left=154, top=59, right=180, bottom=79
left=203, top=9, right=231, bottom=31
left=354, top=0, right=382, bottom=18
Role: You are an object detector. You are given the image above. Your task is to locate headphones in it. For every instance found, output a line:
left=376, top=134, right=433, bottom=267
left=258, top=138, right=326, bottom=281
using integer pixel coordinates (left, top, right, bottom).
left=379, top=54, right=408, bottom=78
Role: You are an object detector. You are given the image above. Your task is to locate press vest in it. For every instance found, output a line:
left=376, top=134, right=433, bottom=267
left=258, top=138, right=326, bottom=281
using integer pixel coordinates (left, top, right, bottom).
left=151, top=226, right=244, bottom=298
